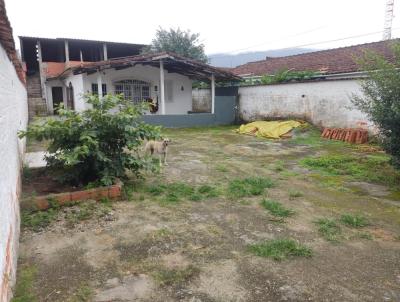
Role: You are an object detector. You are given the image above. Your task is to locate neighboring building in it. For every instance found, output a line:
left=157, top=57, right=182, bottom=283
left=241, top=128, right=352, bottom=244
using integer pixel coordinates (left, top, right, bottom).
left=232, top=39, right=399, bottom=79
left=43, top=51, right=238, bottom=116
left=19, top=36, right=146, bottom=117
left=19, top=36, right=239, bottom=118
left=226, top=39, right=400, bottom=130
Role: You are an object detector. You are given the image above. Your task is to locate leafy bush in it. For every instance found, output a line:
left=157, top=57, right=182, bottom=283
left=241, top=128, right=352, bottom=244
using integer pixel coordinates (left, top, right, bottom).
left=260, top=69, right=319, bottom=85
left=19, top=94, right=161, bottom=186
left=352, top=43, right=400, bottom=167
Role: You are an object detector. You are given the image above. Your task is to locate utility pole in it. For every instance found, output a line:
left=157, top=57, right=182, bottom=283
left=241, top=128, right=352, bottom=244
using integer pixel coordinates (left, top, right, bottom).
left=383, top=0, right=395, bottom=40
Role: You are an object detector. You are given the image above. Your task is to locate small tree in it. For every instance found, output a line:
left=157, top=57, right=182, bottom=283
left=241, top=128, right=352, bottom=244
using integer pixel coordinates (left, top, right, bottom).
left=352, top=43, right=400, bottom=167
left=142, top=27, right=208, bottom=63
left=20, top=94, right=161, bottom=186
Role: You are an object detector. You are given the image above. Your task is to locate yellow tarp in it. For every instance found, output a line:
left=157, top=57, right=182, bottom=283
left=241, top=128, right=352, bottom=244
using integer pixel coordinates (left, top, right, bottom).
left=236, top=120, right=302, bottom=139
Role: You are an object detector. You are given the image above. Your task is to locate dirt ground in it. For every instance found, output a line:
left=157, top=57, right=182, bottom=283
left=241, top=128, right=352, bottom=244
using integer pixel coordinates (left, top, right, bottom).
left=16, top=126, right=400, bottom=302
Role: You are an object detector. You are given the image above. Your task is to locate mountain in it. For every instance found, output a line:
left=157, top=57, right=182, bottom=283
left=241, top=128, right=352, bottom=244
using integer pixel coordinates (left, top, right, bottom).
left=208, top=48, right=318, bottom=68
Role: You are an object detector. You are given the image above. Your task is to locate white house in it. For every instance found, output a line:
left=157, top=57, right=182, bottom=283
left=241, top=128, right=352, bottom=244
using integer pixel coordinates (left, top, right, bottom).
left=42, top=52, right=238, bottom=116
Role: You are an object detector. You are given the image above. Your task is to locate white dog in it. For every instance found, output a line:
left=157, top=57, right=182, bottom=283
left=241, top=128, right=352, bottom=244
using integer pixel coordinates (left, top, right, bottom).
left=144, top=138, right=170, bottom=166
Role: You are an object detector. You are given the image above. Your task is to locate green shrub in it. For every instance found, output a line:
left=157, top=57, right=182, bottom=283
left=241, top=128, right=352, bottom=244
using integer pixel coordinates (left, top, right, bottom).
left=19, top=94, right=161, bottom=186
left=352, top=43, right=400, bottom=167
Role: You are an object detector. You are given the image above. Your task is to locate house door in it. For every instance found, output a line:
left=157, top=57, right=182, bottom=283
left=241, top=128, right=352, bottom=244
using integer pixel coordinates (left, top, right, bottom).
left=66, top=83, right=75, bottom=110
left=51, top=87, right=63, bottom=114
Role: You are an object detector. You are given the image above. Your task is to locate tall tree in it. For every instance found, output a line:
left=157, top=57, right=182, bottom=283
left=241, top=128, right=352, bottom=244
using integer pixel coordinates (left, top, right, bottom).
left=143, top=27, right=208, bottom=63
left=352, top=43, right=400, bottom=167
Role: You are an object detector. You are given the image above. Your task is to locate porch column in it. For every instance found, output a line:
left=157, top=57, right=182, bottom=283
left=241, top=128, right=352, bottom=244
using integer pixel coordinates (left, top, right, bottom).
left=64, top=41, right=70, bottom=64
left=211, top=74, right=215, bottom=114
left=103, top=43, right=108, bottom=60
left=160, top=60, right=166, bottom=114
left=97, top=73, right=103, bottom=97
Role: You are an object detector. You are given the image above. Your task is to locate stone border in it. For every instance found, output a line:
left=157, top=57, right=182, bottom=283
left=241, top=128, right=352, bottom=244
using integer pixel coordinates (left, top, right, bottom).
left=29, top=183, right=122, bottom=211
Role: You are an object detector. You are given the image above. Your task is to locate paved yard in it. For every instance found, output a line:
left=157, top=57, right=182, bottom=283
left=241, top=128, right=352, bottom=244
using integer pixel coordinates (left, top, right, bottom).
left=15, top=126, right=400, bottom=302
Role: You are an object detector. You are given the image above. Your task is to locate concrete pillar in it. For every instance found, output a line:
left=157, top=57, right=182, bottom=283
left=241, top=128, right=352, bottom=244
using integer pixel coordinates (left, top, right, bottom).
left=37, top=41, right=42, bottom=63
left=64, top=41, right=69, bottom=63
left=36, top=41, right=48, bottom=113
left=97, top=73, right=103, bottom=97
left=211, top=74, right=215, bottom=114
left=160, top=60, right=165, bottom=115
left=103, top=43, right=108, bottom=60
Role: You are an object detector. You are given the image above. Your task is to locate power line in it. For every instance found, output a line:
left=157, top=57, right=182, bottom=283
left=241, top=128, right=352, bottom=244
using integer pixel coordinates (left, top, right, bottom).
left=209, top=27, right=400, bottom=60
left=210, top=26, right=327, bottom=57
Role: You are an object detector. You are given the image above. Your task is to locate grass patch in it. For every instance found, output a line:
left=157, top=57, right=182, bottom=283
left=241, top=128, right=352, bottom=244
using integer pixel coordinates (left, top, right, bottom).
left=228, top=177, right=274, bottom=198
left=314, top=218, right=342, bottom=242
left=273, top=160, right=285, bottom=172
left=12, top=265, right=37, bottom=302
left=248, top=239, right=312, bottom=261
left=340, top=214, right=369, bottom=228
left=145, top=182, right=219, bottom=203
left=152, top=265, right=200, bottom=286
left=198, top=184, right=219, bottom=198
left=65, top=201, right=111, bottom=228
left=300, top=154, right=400, bottom=186
left=68, top=283, right=93, bottom=302
left=216, top=164, right=228, bottom=172
left=355, top=232, right=373, bottom=240
left=261, top=199, right=295, bottom=218
left=289, top=190, right=303, bottom=199
left=21, top=208, right=58, bottom=232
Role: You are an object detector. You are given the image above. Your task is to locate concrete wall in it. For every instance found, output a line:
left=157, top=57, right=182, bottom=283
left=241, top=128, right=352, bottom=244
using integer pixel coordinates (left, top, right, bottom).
left=0, top=44, right=28, bottom=302
left=192, top=88, right=211, bottom=112
left=142, top=95, right=237, bottom=127
left=52, top=65, right=193, bottom=115
left=238, top=79, right=373, bottom=129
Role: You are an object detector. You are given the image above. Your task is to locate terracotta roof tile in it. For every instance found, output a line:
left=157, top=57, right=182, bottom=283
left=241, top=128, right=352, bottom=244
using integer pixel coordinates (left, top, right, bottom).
left=0, top=0, right=25, bottom=84
left=232, top=39, right=400, bottom=76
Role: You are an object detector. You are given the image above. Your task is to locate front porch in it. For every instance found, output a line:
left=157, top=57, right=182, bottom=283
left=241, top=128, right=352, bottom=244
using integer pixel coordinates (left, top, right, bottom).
left=46, top=52, right=240, bottom=118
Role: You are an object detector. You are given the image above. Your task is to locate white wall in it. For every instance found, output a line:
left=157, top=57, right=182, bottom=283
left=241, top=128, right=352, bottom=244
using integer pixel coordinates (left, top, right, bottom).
left=192, top=88, right=211, bottom=112
left=239, top=79, right=373, bottom=130
left=45, top=79, right=67, bottom=114
left=63, top=74, right=86, bottom=112
left=57, top=65, right=193, bottom=115
left=0, top=44, right=28, bottom=302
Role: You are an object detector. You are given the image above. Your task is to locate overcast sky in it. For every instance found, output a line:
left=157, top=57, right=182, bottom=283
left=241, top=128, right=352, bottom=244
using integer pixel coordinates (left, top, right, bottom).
left=5, top=0, right=400, bottom=55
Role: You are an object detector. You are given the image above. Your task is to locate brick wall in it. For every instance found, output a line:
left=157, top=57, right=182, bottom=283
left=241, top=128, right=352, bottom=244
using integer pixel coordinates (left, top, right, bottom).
left=0, top=1, right=28, bottom=301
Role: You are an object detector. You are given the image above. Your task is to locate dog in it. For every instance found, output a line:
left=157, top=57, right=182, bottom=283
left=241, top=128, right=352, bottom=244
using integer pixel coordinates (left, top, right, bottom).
left=144, top=138, right=170, bottom=166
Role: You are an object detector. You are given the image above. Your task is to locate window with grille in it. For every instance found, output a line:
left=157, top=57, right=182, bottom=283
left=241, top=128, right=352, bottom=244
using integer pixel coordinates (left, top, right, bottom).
left=114, top=80, right=151, bottom=104
left=91, top=83, right=107, bottom=96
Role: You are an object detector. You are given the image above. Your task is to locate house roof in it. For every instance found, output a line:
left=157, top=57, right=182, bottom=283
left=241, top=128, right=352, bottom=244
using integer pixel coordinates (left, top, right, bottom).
left=56, top=52, right=241, bottom=82
left=0, top=0, right=25, bottom=83
left=19, top=35, right=146, bottom=47
left=232, top=39, right=400, bottom=77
